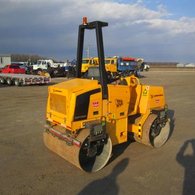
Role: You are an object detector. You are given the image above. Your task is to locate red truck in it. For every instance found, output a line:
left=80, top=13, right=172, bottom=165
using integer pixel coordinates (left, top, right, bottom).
left=1, top=64, right=26, bottom=74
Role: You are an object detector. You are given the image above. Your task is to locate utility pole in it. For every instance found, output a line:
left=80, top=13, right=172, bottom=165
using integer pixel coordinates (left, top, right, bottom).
left=86, top=45, right=90, bottom=58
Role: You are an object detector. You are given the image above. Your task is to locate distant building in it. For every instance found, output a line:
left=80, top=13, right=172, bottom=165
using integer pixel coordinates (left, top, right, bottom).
left=0, top=54, right=11, bottom=68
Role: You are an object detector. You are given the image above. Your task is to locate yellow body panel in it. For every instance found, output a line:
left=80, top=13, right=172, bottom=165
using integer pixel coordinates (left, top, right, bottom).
left=105, top=84, right=130, bottom=145
left=47, top=79, right=101, bottom=130
left=107, top=84, right=130, bottom=120
left=106, top=118, right=128, bottom=145
left=128, top=83, right=166, bottom=140
left=46, top=76, right=167, bottom=145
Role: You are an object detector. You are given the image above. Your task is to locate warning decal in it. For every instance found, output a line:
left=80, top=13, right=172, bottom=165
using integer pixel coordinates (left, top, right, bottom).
left=92, top=101, right=99, bottom=108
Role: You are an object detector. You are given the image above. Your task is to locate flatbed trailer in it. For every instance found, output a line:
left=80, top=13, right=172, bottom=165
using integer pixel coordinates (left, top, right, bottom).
left=0, top=73, right=51, bottom=86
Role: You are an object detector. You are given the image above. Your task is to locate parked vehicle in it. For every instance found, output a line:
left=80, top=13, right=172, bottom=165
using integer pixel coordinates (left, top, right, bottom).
left=81, top=58, right=94, bottom=73
left=11, top=62, right=31, bottom=73
left=81, top=56, right=146, bottom=78
left=117, top=57, right=139, bottom=76
left=31, top=59, right=66, bottom=71
left=0, top=64, right=26, bottom=74
left=104, top=56, right=118, bottom=73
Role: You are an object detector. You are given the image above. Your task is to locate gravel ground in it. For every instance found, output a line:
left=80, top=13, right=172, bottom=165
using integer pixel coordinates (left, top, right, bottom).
left=0, top=71, right=195, bottom=195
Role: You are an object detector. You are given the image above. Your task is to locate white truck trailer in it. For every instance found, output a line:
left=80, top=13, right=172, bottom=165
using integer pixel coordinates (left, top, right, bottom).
left=0, top=73, right=51, bottom=86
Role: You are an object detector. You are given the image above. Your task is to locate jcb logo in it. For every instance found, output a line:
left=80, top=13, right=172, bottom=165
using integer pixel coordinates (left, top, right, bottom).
left=115, top=99, right=123, bottom=107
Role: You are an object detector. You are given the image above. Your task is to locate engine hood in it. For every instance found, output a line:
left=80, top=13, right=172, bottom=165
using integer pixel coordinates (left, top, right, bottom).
left=50, top=78, right=100, bottom=93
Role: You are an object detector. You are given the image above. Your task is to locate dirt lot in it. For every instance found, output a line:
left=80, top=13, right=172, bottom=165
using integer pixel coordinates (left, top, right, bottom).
left=0, top=71, right=195, bottom=195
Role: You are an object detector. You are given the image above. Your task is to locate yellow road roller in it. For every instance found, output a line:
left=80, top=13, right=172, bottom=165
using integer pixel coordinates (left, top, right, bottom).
left=43, top=18, right=170, bottom=172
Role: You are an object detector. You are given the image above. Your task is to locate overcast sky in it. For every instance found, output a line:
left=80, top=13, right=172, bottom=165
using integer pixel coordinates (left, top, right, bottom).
left=0, top=0, right=195, bottom=62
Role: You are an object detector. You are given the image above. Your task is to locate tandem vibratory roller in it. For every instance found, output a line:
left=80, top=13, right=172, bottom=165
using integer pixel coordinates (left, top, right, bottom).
left=43, top=17, right=170, bottom=172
